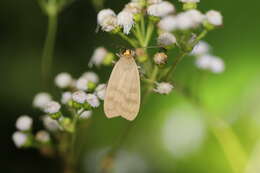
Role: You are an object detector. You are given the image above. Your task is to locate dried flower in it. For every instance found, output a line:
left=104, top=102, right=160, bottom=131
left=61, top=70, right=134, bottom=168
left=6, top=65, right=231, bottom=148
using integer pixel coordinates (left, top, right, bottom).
left=117, top=11, right=135, bottom=34
left=35, top=130, right=50, bottom=143
left=154, top=82, right=173, bottom=94
left=15, top=115, right=33, bottom=131
left=147, top=1, right=175, bottom=17
left=33, top=92, right=52, bottom=109
left=54, top=72, right=72, bottom=89
left=154, top=52, right=168, bottom=65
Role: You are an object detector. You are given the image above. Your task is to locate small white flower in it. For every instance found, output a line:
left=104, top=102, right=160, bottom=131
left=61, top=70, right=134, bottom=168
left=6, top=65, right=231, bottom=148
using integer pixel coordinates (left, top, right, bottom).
left=97, top=9, right=116, bottom=25
left=153, top=52, right=168, bottom=65
left=12, top=131, right=28, bottom=148
left=206, top=10, right=223, bottom=26
left=209, top=57, right=225, bottom=73
left=124, top=2, right=142, bottom=14
left=72, top=91, right=87, bottom=104
left=42, top=115, right=60, bottom=131
left=15, top=115, right=33, bottom=131
left=79, top=111, right=93, bottom=119
left=191, top=41, right=210, bottom=56
left=158, top=15, right=178, bottom=32
left=195, top=54, right=225, bottom=73
left=101, top=15, right=118, bottom=32
left=86, top=94, right=100, bottom=108
left=117, top=11, right=134, bottom=35
left=176, top=12, right=194, bottom=30
left=81, top=72, right=99, bottom=83
left=89, top=47, right=108, bottom=67
left=76, top=77, right=89, bottom=91
left=54, top=72, right=72, bottom=89
left=195, top=54, right=213, bottom=69
left=185, top=9, right=205, bottom=25
left=95, top=84, right=106, bottom=100
left=179, top=0, right=200, bottom=3
left=61, top=92, right=72, bottom=104
left=35, top=130, right=50, bottom=143
left=147, top=1, right=175, bottom=17
left=44, top=101, right=61, bottom=114
left=154, top=82, right=173, bottom=94
left=33, top=92, right=52, bottom=109
left=148, top=0, right=162, bottom=5
left=157, top=32, right=176, bottom=46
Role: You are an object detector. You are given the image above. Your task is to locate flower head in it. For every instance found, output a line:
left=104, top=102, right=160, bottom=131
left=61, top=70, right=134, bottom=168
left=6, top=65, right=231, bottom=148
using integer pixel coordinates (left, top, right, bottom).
left=205, top=10, right=223, bottom=26
left=42, top=115, right=60, bottom=131
left=15, top=115, right=33, bottom=131
left=89, top=47, right=108, bottom=67
left=79, top=110, right=93, bottom=119
left=153, top=52, right=168, bottom=65
left=86, top=94, right=100, bottom=108
left=97, top=9, right=116, bottom=25
left=12, top=131, right=28, bottom=148
left=157, top=32, right=176, bottom=46
left=148, top=0, right=162, bottom=5
left=154, top=82, right=173, bottom=94
left=158, top=15, right=178, bottom=32
left=54, top=72, right=72, bottom=89
left=61, top=92, right=72, bottom=104
left=44, top=101, right=61, bottom=114
left=195, top=54, right=225, bottom=73
left=123, top=2, right=142, bottom=14
left=35, top=130, right=50, bottom=143
left=33, top=92, right=52, bottom=109
left=191, top=41, right=210, bottom=56
left=76, top=77, right=89, bottom=91
left=81, top=72, right=99, bottom=83
left=147, top=1, right=175, bottom=17
left=72, top=91, right=87, bottom=104
left=117, top=11, right=134, bottom=35
left=95, top=84, right=106, bottom=100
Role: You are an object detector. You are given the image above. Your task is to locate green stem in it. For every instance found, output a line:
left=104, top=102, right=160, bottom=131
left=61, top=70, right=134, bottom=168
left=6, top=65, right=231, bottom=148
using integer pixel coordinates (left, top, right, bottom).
left=144, top=21, right=154, bottom=47
left=165, top=51, right=188, bottom=81
left=118, top=32, right=138, bottom=48
left=41, top=14, right=58, bottom=89
left=134, top=23, right=145, bottom=46
left=140, top=15, right=145, bottom=36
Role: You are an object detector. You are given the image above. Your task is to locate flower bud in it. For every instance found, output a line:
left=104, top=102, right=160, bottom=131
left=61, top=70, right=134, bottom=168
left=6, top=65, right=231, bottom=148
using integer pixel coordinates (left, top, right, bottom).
left=102, top=52, right=115, bottom=66
left=59, top=117, right=74, bottom=133
left=153, top=52, right=168, bottom=65
left=44, top=101, right=61, bottom=120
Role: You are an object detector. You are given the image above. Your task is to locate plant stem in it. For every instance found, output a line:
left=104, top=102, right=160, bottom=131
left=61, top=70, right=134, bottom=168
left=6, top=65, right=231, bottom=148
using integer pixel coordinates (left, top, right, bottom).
left=118, top=32, right=138, bottom=48
left=165, top=51, right=188, bottom=81
left=41, top=14, right=58, bottom=89
left=144, top=21, right=154, bottom=47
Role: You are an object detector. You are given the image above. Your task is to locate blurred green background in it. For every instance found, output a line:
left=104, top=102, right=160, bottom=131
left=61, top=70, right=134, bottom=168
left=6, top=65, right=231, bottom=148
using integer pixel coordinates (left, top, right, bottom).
left=1, top=0, right=260, bottom=173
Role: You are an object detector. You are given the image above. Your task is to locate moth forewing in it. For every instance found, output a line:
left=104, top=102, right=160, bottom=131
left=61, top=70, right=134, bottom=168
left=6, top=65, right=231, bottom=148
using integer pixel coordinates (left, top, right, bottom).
left=104, top=51, right=140, bottom=121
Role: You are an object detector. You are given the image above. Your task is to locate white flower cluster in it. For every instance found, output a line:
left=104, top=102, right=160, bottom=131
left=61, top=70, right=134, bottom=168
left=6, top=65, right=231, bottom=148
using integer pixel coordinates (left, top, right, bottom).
left=72, top=91, right=100, bottom=108
left=158, top=8, right=222, bottom=32
left=154, top=82, right=174, bottom=94
left=192, top=41, right=225, bottom=73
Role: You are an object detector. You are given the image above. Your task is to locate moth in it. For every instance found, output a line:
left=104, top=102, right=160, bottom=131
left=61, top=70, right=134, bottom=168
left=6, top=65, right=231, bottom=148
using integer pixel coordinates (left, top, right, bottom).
left=104, top=49, right=140, bottom=121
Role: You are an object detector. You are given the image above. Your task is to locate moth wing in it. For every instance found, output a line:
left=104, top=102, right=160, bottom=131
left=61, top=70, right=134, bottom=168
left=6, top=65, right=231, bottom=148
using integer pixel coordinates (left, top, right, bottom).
left=104, top=57, right=140, bottom=121
left=119, top=57, right=140, bottom=121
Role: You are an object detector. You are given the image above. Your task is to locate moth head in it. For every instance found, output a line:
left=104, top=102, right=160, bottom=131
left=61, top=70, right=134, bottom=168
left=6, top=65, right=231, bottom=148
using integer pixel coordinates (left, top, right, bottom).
left=119, top=49, right=136, bottom=58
